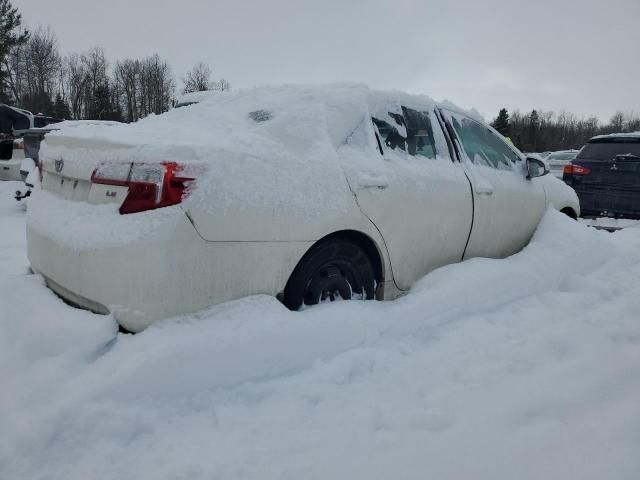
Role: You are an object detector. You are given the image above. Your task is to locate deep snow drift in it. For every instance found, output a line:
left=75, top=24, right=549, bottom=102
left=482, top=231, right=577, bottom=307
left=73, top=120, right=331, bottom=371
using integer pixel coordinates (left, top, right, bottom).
left=1, top=180, right=640, bottom=479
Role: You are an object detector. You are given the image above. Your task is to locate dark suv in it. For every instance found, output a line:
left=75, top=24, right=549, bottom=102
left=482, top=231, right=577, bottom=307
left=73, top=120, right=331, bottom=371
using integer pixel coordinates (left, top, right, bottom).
left=563, top=134, right=640, bottom=218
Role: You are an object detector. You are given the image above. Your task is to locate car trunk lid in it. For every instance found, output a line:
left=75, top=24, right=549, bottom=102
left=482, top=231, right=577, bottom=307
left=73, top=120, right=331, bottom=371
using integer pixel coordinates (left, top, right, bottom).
left=566, top=137, right=640, bottom=216
left=41, top=135, right=132, bottom=204
left=573, top=155, right=640, bottom=189
left=569, top=138, right=640, bottom=190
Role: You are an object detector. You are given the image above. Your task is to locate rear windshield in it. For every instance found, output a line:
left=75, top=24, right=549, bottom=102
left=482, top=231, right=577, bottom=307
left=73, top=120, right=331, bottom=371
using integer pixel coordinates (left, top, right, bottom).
left=578, top=139, right=640, bottom=160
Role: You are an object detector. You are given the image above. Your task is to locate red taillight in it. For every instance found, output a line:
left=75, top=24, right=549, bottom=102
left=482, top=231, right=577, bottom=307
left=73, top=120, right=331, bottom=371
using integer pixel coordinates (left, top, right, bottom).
left=563, top=163, right=590, bottom=176
left=91, top=162, right=197, bottom=214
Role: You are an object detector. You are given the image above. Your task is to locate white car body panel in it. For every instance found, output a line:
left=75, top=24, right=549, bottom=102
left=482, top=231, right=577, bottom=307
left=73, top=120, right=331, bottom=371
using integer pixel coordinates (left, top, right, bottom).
left=441, top=109, right=548, bottom=259
left=343, top=110, right=473, bottom=291
left=462, top=163, right=546, bottom=259
left=27, top=196, right=315, bottom=332
left=182, top=149, right=369, bottom=242
left=26, top=85, right=580, bottom=331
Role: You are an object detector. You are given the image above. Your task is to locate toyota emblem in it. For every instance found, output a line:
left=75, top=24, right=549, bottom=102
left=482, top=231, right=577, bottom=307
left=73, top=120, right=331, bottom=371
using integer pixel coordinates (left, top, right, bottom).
left=54, top=158, right=64, bottom=173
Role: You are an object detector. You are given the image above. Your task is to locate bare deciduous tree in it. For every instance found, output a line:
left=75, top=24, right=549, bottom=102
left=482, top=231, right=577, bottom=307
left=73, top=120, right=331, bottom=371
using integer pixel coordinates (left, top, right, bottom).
left=182, top=61, right=231, bottom=94
left=138, top=54, right=175, bottom=117
left=24, top=26, right=61, bottom=114
left=63, top=52, right=88, bottom=119
left=114, top=59, right=141, bottom=122
left=211, top=77, right=231, bottom=92
left=182, top=61, right=211, bottom=94
left=0, top=0, right=29, bottom=103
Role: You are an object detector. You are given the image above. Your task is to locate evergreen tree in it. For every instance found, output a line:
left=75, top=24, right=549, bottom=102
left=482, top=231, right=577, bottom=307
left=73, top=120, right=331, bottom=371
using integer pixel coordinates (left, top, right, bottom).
left=52, top=93, right=71, bottom=119
left=491, top=108, right=510, bottom=137
left=23, top=90, right=55, bottom=116
left=0, top=0, right=29, bottom=102
left=529, top=109, right=540, bottom=151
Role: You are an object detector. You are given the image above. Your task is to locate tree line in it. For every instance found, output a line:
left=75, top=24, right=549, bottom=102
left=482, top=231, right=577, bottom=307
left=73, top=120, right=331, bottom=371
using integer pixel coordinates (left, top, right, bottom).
left=491, top=108, right=640, bottom=153
left=1, top=0, right=636, bottom=144
left=0, top=0, right=230, bottom=123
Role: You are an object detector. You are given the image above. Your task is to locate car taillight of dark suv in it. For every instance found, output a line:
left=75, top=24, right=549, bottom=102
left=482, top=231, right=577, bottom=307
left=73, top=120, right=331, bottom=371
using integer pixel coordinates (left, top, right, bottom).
left=563, top=134, right=640, bottom=218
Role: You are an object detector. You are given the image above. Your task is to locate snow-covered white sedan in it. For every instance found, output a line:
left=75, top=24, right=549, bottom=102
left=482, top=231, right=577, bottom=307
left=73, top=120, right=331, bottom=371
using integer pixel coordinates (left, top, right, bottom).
left=27, top=85, right=579, bottom=332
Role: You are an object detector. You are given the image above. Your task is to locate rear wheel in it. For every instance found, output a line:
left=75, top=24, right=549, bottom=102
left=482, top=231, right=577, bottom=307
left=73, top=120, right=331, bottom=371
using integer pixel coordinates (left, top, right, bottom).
left=283, top=239, right=376, bottom=310
left=561, top=207, right=578, bottom=220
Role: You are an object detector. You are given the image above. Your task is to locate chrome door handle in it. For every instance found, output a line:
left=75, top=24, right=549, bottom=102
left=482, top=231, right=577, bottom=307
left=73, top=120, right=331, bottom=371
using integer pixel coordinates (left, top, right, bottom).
left=475, top=188, right=494, bottom=196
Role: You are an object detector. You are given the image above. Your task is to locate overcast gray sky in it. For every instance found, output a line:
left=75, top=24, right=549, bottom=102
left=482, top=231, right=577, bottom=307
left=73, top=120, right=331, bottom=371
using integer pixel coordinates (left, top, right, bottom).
left=18, top=0, right=640, bottom=121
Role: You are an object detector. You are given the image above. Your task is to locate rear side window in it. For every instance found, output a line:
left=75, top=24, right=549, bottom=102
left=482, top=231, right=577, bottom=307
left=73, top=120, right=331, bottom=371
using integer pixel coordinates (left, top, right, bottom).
left=371, top=106, right=439, bottom=160
left=372, top=116, right=407, bottom=152
left=401, top=107, right=437, bottom=159
left=579, top=140, right=640, bottom=160
left=446, top=112, right=519, bottom=169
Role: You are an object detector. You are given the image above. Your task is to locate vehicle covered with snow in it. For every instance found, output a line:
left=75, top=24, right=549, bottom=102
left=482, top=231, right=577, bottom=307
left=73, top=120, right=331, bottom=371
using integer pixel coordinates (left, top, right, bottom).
left=26, top=85, right=579, bottom=331
left=564, top=133, right=640, bottom=218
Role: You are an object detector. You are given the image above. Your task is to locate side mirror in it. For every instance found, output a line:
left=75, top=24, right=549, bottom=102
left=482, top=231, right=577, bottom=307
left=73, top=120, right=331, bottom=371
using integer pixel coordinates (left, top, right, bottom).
left=526, top=156, right=549, bottom=179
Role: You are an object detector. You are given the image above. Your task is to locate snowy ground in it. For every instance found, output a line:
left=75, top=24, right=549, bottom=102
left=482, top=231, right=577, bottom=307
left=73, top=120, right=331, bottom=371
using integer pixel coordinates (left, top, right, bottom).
left=580, top=216, right=640, bottom=230
left=1, top=180, right=640, bottom=480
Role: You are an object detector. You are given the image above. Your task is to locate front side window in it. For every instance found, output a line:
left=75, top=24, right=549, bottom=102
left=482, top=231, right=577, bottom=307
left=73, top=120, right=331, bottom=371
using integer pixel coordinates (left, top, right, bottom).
left=447, top=112, right=519, bottom=169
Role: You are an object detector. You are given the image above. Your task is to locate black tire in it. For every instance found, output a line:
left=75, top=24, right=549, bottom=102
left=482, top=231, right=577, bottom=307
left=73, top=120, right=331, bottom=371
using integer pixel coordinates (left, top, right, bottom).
left=283, top=239, right=376, bottom=310
left=561, top=207, right=578, bottom=220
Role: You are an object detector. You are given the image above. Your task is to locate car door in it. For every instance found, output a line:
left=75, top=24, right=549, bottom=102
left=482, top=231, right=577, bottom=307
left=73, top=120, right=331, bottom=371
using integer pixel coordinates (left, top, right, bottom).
left=344, top=104, right=473, bottom=291
left=440, top=109, right=546, bottom=259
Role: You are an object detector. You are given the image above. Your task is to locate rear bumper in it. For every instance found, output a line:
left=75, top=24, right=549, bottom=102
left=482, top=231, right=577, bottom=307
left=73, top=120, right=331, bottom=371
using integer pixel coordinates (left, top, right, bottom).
left=27, top=208, right=312, bottom=331
left=574, top=187, right=640, bottom=219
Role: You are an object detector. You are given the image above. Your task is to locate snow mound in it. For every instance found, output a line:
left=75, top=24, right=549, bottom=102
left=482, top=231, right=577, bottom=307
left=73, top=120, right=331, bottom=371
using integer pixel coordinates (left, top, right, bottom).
left=3, top=200, right=640, bottom=479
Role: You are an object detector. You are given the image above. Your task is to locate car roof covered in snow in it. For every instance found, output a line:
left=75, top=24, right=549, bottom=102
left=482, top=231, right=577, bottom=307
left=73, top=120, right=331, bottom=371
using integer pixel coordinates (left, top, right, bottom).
left=39, top=84, right=477, bottom=226
left=590, top=132, right=640, bottom=141
left=43, top=84, right=474, bottom=157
